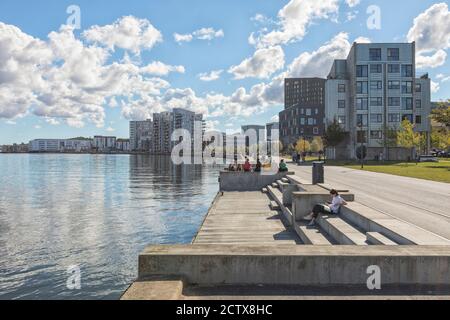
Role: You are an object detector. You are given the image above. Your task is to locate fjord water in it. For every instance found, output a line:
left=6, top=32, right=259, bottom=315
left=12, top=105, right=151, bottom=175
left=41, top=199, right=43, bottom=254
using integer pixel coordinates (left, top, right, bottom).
left=0, top=154, right=221, bottom=299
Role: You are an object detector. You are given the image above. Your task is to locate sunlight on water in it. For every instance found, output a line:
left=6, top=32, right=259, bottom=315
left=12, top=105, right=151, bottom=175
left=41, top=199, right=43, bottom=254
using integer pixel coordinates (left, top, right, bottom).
left=0, top=154, right=221, bottom=299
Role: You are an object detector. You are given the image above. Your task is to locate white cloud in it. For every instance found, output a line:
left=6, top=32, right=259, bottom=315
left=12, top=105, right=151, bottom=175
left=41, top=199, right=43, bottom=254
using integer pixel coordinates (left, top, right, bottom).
left=83, top=16, right=162, bottom=54
left=354, top=36, right=371, bottom=44
left=140, top=61, right=185, bottom=76
left=198, top=70, right=223, bottom=82
left=270, top=115, right=279, bottom=122
left=345, top=0, right=360, bottom=8
left=431, top=80, right=440, bottom=93
left=174, top=27, right=224, bottom=43
left=407, top=3, right=450, bottom=69
left=346, top=11, right=358, bottom=22
left=250, top=0, right=339, bottom=48
left=228, top=46, right=285, bottom=79
left=106, top=127, right=115, bottom=132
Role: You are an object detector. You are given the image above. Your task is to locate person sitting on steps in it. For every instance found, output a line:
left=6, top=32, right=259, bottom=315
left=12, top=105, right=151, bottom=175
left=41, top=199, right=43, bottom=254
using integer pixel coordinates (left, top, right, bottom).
left=278, top=159, right=288, bottom=172
left=306, top=189, right=347, bottom=226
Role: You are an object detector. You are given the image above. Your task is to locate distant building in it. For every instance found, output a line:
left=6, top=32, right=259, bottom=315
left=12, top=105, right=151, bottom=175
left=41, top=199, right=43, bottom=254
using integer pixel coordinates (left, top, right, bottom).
left=151, top=108, right=204, bottom=155
left=116, top=139, right=131, bottom=152
left=93, top=136, right=116, bottom=152
left=1, top=143, right=29, bottom=153
left=241, top=125, right=266, bottom=147
left=279, top=78, right=326, bottom=147
left=63, top=139, right=92, bottom=152
left=266, top=122, right=279, bottom=154
left=130, top=120, right=153, bottom=152
left=29, top=139, right=65, bottom=152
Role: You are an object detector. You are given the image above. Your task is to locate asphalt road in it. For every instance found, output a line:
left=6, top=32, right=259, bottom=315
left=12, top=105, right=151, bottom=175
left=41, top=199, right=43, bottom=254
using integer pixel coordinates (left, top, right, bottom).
left=291, top=165, right=450, bottom=240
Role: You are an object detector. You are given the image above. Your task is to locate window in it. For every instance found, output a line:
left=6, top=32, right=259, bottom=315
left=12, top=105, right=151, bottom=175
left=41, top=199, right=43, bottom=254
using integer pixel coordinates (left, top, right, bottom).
left=356, top=98, right=368, bottom=110
left=402, top=65, right=413, bottom=77
left=356, top=65, right=368, bottom=77
left=369, top=48, right=382, bottom=61
left=388, top=97, right=400, bottom=106
left=416, top=99, right=422, bottom=108
left=415, top=83, right=422, bottom=92
left=416, top=115, right=422, bottom=124
left=357, top=114, right=368, bottom=126
left=402, top=97, right=413, bottom=110
left=402, top=81, right=413, bottom=93
left=370, top=114, right=383, bottom=123
left=306, top=109, right=312, bottom=116
left=370, top=130, right=383, bottom=139
left=387, top=48, right=400, bottom=61
left=300, top=118, right=305, bottom=125
left=370, top=64, right=382, bottom=73
left=338, top=84, right=346, bottom=93
left=370, top=97, right=383, bottom=106
left=338, top=100, right=346, bottom=108
left=388, top=64, right=400, bottom=73
left=370, top=81, right=382, bottom=90
left=357, top=131, right=367, bottom=143
left=356, top=81, right=368, bottom=94
left=402, top=114, right=414, bottom=123
left=313, top=127, right=319, bottom=135
left=388, top=113, right=401, bottom=123
left=338, top=116, right=346, bottom=125
left=388, top=81, right=400, bottom=90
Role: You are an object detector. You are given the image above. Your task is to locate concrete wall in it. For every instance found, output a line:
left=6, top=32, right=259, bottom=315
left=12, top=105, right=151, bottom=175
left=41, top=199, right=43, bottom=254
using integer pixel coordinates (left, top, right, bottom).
left=139, top=245, right=450, bottom=287
left=292, top=192, right=332, bottom=220
left=219, top=171, right=292, bottom=192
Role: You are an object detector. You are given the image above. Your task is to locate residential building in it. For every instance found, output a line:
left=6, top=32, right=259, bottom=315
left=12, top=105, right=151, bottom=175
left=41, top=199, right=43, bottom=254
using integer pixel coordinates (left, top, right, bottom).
left=325, top=42, right=432, bottom=160
left=93, top=136, right=116, bottom=152
left=63, top=139, right=92, bottom=152
left=151, top=108, right=204, bottom=155
left=266, top=122, right=279, bottom=154
left=241, top=125, right=266, bottom=146
left=1, top=143, right=29, bottom=153
left=279, top=78, right=326, bottom=147
left=116, top=139, right=131, bottom=152
left=29, top=139, right=65, bottom=152
left=130, top=120, right=153, bottom=152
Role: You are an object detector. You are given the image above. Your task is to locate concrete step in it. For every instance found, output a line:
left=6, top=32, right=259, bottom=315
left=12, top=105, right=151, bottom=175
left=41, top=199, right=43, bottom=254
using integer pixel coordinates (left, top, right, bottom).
left=294, top=221, right=334, bottom=245
left=286, top=175, right=310, bottom=185
left=317, top=215, right=368, bottom=245
left=270, top=201, right=280, bottom=210
left=341, top=202, right=450, bottom=245
left=271, top=183, right=279, bottom=188
left=262, top=188, right=268, bottom=194
left=366, top=232, right=398, bottom=246
left=281, top=178, right=290, bottom=183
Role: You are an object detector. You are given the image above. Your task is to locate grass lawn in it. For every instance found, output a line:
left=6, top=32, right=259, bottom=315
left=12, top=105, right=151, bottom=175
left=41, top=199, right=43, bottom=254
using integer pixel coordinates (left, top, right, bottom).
left=344, top=160, right=450, bottom=183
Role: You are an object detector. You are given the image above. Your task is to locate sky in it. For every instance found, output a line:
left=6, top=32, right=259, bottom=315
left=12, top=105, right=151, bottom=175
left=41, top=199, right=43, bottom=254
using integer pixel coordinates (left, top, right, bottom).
left=0, top=0, right=449, bottom=144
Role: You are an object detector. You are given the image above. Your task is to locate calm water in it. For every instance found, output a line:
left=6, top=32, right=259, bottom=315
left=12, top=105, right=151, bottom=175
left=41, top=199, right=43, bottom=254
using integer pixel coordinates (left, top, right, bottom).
left=0, top=154, right=221, bottom=300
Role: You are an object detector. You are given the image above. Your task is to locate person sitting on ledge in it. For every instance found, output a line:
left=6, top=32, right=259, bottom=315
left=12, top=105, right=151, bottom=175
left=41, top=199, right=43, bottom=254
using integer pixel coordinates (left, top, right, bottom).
left=278, top=159, right=288, bottom=172
left=306, top=189, right=347, bottom=226
left=228, top=163, right=236, bottom=171
left=243, top=158, right=252, bottom=172
left=236, top=164, right=243, bottom=172
left=254, top=158, right=262, bottom=172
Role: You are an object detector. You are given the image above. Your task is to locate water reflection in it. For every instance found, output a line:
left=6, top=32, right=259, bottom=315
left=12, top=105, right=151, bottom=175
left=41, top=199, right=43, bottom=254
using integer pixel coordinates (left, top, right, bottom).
left=0, top=154, right=220, bottom=299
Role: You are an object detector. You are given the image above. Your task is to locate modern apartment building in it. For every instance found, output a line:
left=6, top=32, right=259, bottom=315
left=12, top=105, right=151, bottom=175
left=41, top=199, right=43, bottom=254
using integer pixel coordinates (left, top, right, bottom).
left=325, top=42, right=431, bottom=160
left=130, top=119, right=153, bottom=152
left=266, top=122, right=279, bottom=155
left=93, top=136, right=117, bottom=152
left=151, top=108, right=204, bottom=155
left=29, top=139, right=92, bottom=152
left=241, top=125, right=266, bottom=146
left=279, top=78, right=326, bottom=147
left=116, top=139, right=131, bottom=152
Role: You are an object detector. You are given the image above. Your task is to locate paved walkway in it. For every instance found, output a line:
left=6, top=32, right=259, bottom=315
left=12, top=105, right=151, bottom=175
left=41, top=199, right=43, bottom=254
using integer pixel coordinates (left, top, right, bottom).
left=193, top=192, right=300, bottom=245
left=290, top=165, right=450, bottom=240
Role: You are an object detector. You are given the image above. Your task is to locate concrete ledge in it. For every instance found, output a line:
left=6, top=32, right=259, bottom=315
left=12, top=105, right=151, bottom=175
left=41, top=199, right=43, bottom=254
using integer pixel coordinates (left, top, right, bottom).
left=121, top=276, right=184, bottom=300
left=219, top=171, right=294, bottom=192
left=367, top=232, right=398, bottom=246
left=138, top=245, right=450, bottom=286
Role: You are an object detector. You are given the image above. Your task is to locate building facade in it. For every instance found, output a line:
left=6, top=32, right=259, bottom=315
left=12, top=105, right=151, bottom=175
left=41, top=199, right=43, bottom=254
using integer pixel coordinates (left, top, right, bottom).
left=279, top=78, right=326, bottom=147
left=130, top=120, right=153, bottom=152
left=116, top=139, right=131, bottom=152
left=151, top=108, right=204, bottom=155
left=325, top=42, right=432, bottom=160
left=93, top=136, right=117, bottom=152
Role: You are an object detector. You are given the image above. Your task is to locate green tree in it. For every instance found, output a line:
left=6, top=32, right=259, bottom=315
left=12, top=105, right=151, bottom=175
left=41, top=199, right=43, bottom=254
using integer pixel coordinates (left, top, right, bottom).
left=431, top=128, right=450, bottom=150
left=323, top=119, right=346, bottom=147
left=310, top=137, right=324, bottom=153
left=397, top=120, right=421, bottom=157
left=431, top=100, right=450, bottom=128
left=295, top=138, right=311, bottom=153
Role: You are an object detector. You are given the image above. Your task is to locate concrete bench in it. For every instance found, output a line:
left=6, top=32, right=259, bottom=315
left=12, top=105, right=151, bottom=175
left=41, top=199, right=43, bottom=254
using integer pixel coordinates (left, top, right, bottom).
left=317, top=215, right=368, bottom=245
left=341, top=202, right=450, bottom=245
left=291, top=192, right=355, bottom=221
left=318, top=183, right=350, bottom=193
left=286, top=175, right=311, bottom=186
left=366, top=232, right=397, bottom=246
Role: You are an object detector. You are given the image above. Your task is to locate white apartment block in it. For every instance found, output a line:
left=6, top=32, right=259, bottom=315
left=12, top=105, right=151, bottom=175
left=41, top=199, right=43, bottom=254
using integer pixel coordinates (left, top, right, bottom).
left=93, top=136, right=116, bottom=152
left=325, top=42, right=431, bottom=160
left=130, top=120, right=153, bottom=152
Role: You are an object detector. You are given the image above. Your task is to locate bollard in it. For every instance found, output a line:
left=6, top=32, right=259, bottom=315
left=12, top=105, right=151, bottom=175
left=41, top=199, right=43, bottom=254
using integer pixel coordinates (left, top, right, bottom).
left=312, top=161, right=324, bottom=185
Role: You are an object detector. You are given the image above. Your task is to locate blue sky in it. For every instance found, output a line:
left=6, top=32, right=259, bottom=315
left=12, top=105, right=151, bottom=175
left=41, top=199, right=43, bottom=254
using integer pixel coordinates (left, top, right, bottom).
left=0, top=0, right=449, bottom=144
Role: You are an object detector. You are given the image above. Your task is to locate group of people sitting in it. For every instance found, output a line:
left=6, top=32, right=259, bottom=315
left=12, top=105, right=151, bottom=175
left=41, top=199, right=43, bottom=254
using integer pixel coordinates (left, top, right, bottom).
left=227, top=158, right=289, bottom=173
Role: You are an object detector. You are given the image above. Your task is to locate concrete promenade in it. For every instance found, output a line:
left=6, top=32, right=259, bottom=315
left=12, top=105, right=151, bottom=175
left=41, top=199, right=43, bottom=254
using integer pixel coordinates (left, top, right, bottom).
left=290, top=165, right=450, bottom=239
left=193, top=192, right=300, bottom=245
